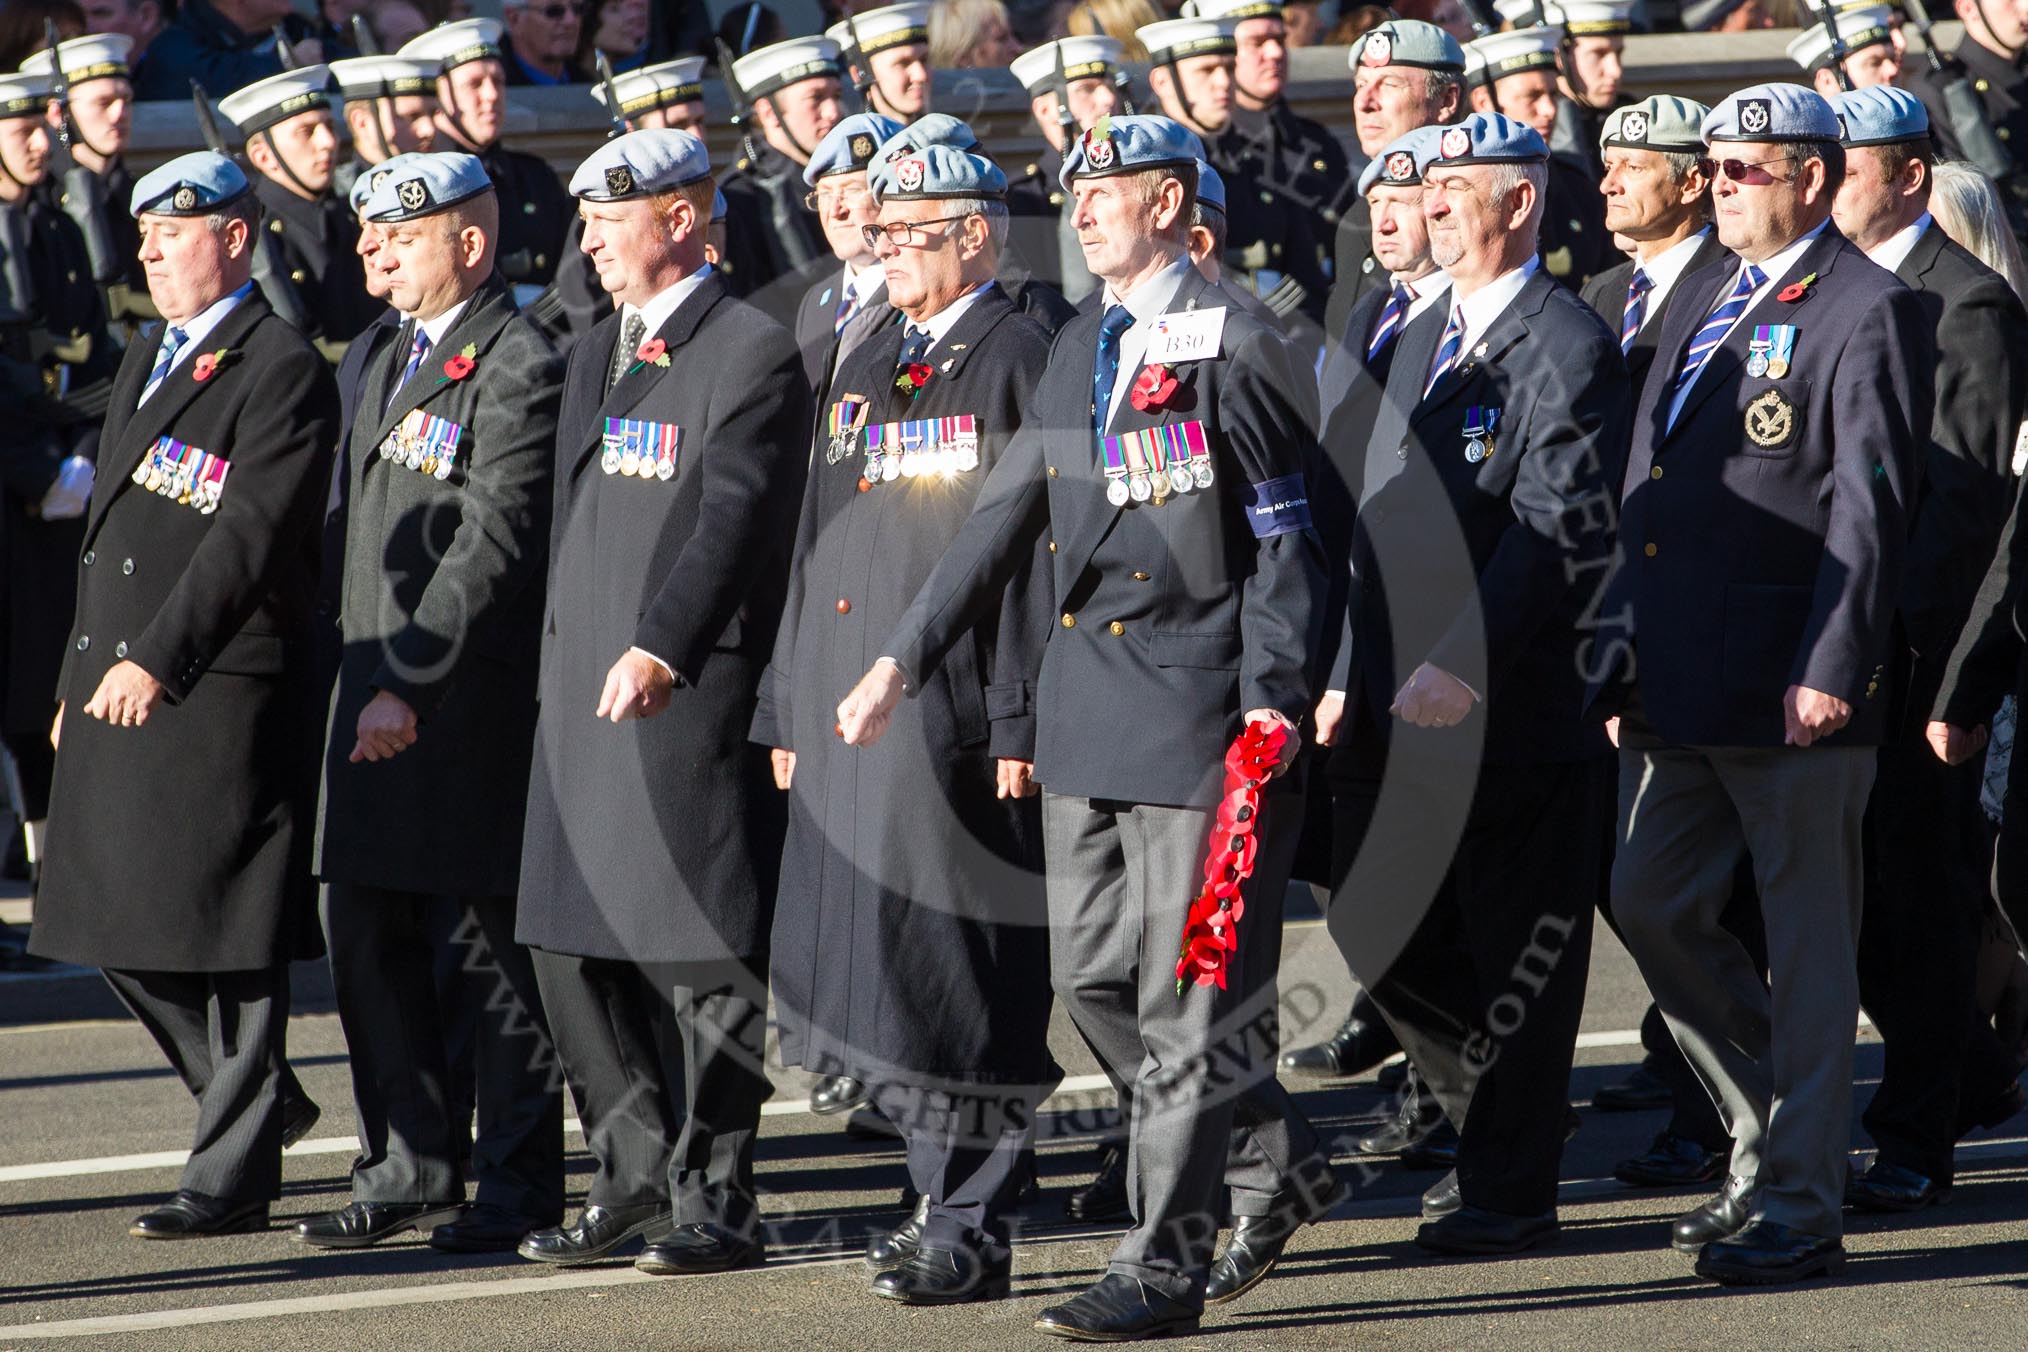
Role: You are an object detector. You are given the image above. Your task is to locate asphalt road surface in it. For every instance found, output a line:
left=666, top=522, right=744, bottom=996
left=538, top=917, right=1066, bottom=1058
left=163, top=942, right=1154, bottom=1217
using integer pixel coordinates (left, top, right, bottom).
left=3, top=885, right=2025, bottom=1350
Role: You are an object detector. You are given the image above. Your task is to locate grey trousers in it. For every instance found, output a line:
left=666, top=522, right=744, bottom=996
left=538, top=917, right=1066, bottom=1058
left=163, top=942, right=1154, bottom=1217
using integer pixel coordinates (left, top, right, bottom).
left=103, top=965, right=292, bottom=1202
left=1041, top=791, right=1325, bottom=1308
left=1609, top=735, right=1874, bottom=1238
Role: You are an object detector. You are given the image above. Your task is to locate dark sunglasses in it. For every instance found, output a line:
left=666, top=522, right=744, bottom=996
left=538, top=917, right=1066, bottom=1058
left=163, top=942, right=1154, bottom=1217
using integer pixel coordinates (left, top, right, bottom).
left=1702, top=155, right=1793, bottom=186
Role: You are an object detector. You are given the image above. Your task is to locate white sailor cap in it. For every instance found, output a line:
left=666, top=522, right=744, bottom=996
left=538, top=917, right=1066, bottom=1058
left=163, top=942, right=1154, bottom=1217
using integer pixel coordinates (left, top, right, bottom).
left=1464, top=26, right=1562, bottom=89
left=398, top=19, right=505, bottom=75
left=0, top=71, right=51, bottom=120
left=1009, top=36, right=1124, bottom=95
left=731, top=36, right=844, bottom=101
left=218, top=65, right=335, bottom=138
left=593, top=56, right=707, bottom=120
left=1785, top=6, right=1896, bottom=72
left=19, top=33, right=132, bottom=84
left=330, top=56, right=439, bottom=101
left=1136, top=17, right=1238, bottom=62
left=827, top=3, right=932, bottom=57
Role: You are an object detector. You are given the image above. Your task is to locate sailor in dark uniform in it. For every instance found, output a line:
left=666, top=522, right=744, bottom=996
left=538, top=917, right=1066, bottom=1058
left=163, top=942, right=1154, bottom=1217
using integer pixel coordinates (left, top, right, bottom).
left=330, top=55, right=440, bottom=206
left=22, top=34, right=149, bottom=325
left=1787, top=6, right=1905, bottom=98
left=827, top=2, right=933, bottom=123
left=220, top=66, right=381, bottom=358
left=1900, top=0, right=2028, bottom=239
left=399, top=19, right=575, bottom=296
left=1005, top=34, right=1123, bottom=302
left=1463, top=26, right=1611, bottom=290
left=720, top=35, right=847, bottom=321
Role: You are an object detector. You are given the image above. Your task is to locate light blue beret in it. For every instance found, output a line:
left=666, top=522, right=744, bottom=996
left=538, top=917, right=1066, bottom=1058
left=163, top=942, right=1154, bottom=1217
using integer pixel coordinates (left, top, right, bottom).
left=870, top=142, right=1008, bottom=201
left=363, top=151, right=493, bottom=222
left=1830, top=84, right=1930, bottom=148
left=1058, top=114, right=1205, bottom=192
left=1358, top=125, right=1445, bottom=193
left=1195, top=159, right=1226, bottom=213
left=804, top=112, right=907, bottom=185
left=1602, top=95, right=1711, bottom=152
left=1703, top=82, right=1842, bottom=144
left=882, top=113, right=982, bottom=155
left=571, top=129, right=711, bottom=201
left=1351, top=20, right=1466, bottom=74
left=1430, top=112, right=1548, bottom=167
left=131, top=151, right=252, bottom=217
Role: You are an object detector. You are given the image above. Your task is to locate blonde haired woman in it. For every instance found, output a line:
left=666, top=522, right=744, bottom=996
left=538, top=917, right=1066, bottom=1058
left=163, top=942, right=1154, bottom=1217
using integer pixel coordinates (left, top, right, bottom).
left=1930, top=160, right=2028, bottom=308
left=931, top=0, right=1023, bottom=67
left=1068, top=0, right=1163, bottom=60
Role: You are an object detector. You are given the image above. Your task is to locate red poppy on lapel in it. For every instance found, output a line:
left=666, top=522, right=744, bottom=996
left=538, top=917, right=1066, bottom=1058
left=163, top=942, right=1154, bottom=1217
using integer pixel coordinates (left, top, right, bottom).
left=1130, top=363, right=1180, bottom=413
left=637, top=337, right=669, bottom=365
left=1776, top=272, right=1817, bottom=305
left=191, top=348, right=230, bottom=382
left=895, top=363, right=934, bottom=397
left=439, top=342, right=480, bottom=382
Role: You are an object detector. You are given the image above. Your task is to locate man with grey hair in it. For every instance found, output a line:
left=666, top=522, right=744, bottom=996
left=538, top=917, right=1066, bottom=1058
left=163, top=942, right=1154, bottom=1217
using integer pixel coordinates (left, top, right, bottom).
left=759, top=127, right=1055, bottom=1308
left=836, top=113, right=1332, bottom=1341
left=1330, top=110, right=1627, bottom=1257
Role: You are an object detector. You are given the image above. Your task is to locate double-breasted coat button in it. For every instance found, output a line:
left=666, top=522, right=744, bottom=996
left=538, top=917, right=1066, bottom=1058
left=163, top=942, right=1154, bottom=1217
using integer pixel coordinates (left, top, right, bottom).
left=1061, top=614, right=1076, bottom=629
left=122, top=559, right=135, bottom=575
left=1643, top=542, right=1658, bottom=557
left=115, top=641, right=128, bottom=658
left=1650, top=466, right=1663, bottom=479
left=1132, top=571, right=1150, bottom=581
left=76, top=635, right=89, bottom=651
left=83, top=550, right=95, bottom=565
left=1047, top=465, right=1058, bottom=477
left=1108, top=621, right=1124, bottom=635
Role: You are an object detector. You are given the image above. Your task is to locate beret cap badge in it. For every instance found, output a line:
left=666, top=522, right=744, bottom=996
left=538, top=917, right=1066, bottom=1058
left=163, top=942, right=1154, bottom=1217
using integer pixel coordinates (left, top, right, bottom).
left=1362, top=32, right=1392, bottom=67
left=1740, top=99, right=1771, bottom=135
left=1384, top=151, right=1415, bottom=179
left=605, top=165, right=634, bottom=196
left=172, top=186, right=196, bottom=211
left=895, top=157, right=925, bottom=192
left=1621, top=111, right=1648, bottom=142
left=1440, top=126, right=1471, bottom=158
left=851, top=133, right=875, bottom=160
left=398, top=177, right=429, bottom=211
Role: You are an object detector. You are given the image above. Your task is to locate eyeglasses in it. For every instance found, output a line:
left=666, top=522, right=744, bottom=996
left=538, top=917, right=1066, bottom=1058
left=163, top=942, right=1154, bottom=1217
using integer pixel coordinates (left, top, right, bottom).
left=803, top=184, right=874, bottom=213
left=1705, top=155, right=1793, bottom=186
left=859, top=215, right=968, bottom=249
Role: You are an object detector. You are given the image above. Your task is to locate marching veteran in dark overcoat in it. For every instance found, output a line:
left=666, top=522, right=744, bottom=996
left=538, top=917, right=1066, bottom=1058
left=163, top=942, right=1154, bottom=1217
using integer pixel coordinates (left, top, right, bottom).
left=752, top=126, right=1056, bottom=1307
left=32, top=152, right=338, bottom=1240
left=513, top=128, right=810, bottom=1278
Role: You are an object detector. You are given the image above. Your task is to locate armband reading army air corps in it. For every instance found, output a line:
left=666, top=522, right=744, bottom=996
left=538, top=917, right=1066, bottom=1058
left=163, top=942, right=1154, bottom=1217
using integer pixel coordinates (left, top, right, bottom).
left=379, top=409, right=463, bottom=481
left=133, top=436, right=230, bottom=515
left=1101, top=421, right=1214, bottom=506
left=863, top=415, right=980, bottom=483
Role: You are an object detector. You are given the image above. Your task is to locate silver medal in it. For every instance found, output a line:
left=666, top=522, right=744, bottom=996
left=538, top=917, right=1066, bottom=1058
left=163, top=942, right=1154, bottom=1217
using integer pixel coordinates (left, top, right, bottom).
left=1106, top=478, right=1130, bottom=506
left=603, top=448, right=622, bottom=474
left=1129, top=473, right=1152, bottom=502
left=1465, top=437, right=1487, bottom=464
left=1169, top=466, right=1193, bottom=495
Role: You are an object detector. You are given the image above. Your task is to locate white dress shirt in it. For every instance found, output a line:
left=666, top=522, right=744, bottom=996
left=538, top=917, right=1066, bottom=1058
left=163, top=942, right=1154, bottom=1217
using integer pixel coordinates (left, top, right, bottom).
left=1665, top=218, right=1828, bottom=430
left=151, top=281, right=254, bottom=387
left=903, top=279, right=994, bottom=354
left=1632, top=226, right=1716, bottom=332
left=1438, top=255, right=1539, bottom=367
left=1100, top=255, right=1195, bottom=433
left=1864, top=213, right=1932, bottom=275
left=620, top=263, right=715, bottom=343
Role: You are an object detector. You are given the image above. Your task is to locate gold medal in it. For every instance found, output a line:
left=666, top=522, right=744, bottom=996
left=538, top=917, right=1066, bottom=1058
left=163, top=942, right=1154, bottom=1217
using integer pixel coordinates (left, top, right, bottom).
left=1765, top=357, right=1789, bottom=379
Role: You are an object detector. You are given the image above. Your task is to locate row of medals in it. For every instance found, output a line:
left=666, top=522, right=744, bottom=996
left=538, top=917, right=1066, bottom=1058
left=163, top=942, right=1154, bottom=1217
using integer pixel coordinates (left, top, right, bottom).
left=862, top=438, right=980, bottom=482
left=1108, top=458, right=1217, bottom=506
left=603, top=444, right=676, bottom=480
left=381, top=433, right=458, bottom=481
left=132, top=454, right=224, bottom=514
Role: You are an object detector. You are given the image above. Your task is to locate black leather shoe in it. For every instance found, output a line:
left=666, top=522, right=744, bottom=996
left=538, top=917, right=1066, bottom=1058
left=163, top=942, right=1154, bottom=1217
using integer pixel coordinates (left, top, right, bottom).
left=635, top=1223, right=764, bottom=1275
left=867, top=1194, right=931, bottom=1273
left=1034, top=1273, right=1199, bottom=1341
left=810, top=1074, right=869, bottom=1116
left=1695, top=1219, right=1845, bottom=1284
left=870, top=1245, right=1011, bottom=1305
left=1204, top=1169, right=1346, bottom=1306
left=1416, top=1205, right=1558, bottom=1255
left=292, top=1201, right=467, bottom=1249
left=1398, top=1120, right=1460, bottom=1171
left=1615, top=1132, right=1727, bottom=1188
left=1375, top=1059, right=1409, bottom=1092
left=280, top=1096, right=322, bottom=1149
left=1845, top=1160, right=1950, bottom=1213
left=519, top=1202, right=671, bottom=1264
left=1064, top=1141, right=1131, bottom=1223
left=1672, top=1175, right=1758, bottom=1253
left=430, top=1203, right=549, bottom=1253
left=1421, top=1170, right=1461, bottom=1220
left=130, top=1190, right=268, bottom=1239
left=1357, top=1091, right=1443, bottom=1156
left=1278, top=999, right=1400, bottom=1080
left=1593, top=1064, right=1673, bottom=1112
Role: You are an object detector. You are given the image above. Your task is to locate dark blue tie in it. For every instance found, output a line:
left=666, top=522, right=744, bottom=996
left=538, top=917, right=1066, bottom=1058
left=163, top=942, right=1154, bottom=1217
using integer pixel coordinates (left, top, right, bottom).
left=1366, top=283, right=1412, bottom=363
left=1423, top=304, right=1465, bottom=398
left=898, top=325, right=931, bottom=368
left=1092, top=303, right=1133, bottom=433
left=1674, top=263, right=1765, bottom=397
left=1621, top=268, right=1652, bottom=354
left=140, top=325, right=188, bottom=405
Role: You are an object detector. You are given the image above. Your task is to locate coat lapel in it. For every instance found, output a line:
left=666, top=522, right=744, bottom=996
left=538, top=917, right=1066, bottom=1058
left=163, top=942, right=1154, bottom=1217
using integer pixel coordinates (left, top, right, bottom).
left=1894, top=219, right=1947, bottom=292
left=91, top=295, right=272, bottom=539
left=357, top=274, right=517, bottom=465
left=1412, top=270, right=1546, bottom=424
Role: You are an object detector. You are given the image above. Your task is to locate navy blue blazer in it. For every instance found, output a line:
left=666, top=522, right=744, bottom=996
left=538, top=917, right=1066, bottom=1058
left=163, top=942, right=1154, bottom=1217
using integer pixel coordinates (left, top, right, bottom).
left=1349, top=266, right=1630, bottom=765
left=1587, top=225, right=1933, bottom=747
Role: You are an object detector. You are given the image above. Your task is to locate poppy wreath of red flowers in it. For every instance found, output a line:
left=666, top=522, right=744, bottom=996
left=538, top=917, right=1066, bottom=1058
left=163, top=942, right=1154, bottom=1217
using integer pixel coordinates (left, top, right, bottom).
left=437, top=342, right=479, bottom=383
left=1776, top=272, right=1818, bottom=305
left=1130, top=362, right=1180, bottom=413
left=190, top=348, right=232, bottom=382
left=895, top=362, right=935, bottom=397
left=1174, top=719, right=1291, bottom=993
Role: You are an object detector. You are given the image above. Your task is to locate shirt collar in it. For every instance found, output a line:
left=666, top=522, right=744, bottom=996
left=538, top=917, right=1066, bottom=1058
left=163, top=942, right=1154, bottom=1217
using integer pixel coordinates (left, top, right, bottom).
left=908, top=279, right=994, bottom=348
left=170, top=280, right=255, bottom=355
left=1635, top=226, right=1714, bottom=304
left=1400, top=269, right=1451, bottom=321
left=1743, top=217, right=1830, bottom=292
left=1865, top=212, right=1932, bottom=274
left=625, top=264, right=715, bottom=343
left=414, top=296, right=472, bottom=349
left=845, top=258, right=885, bottom=304
left=1446, top=256, right=1538, bottom=353
left=1103, top=254, right=1194, bottom=325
